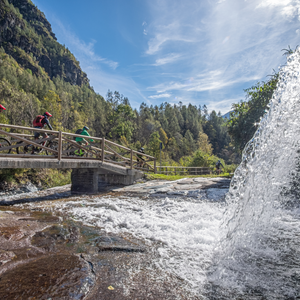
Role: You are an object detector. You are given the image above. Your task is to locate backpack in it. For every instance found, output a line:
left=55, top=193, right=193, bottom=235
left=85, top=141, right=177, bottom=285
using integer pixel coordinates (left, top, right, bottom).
left=74, top=128, right=83, bottom=140
left=33, top=115, right=44, bottom=127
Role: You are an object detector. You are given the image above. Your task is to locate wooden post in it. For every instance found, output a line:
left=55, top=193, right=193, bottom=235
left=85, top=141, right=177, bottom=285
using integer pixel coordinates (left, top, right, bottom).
left=130, top=149, right=133, bottom=169
left=101, top=137, right=105, bottom=162
left=58, top=131, right=62, bottom=161
left=154, top=158, right=157, bottom=174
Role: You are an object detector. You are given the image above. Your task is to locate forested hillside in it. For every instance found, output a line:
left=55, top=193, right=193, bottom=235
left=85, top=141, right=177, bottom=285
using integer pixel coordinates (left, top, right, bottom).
left=0, top=0, right=239, bottom=171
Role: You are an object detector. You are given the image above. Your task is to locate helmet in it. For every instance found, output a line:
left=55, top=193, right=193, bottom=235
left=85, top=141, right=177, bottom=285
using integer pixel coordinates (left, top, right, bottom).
left=44, top=112, right=52, bottom=117
left=0, top=104, right=6, bottom=110
left=83, top=126, right=89, bottom=131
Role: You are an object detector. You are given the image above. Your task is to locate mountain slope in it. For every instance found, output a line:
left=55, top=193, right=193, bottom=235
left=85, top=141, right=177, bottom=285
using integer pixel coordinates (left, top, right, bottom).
left=0, top=0, right=88, bottom=86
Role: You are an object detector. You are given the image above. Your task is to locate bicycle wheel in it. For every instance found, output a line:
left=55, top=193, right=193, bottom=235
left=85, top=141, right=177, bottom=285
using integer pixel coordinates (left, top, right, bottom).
left=66, top=144, right=76, bottom=156
left=17, top=142, right=35, bottom=154
left=46, top=140, right=58, bottom=155
left=0, top=138, right=11, bottom=154
left=66, top=143, right=89, bottom=157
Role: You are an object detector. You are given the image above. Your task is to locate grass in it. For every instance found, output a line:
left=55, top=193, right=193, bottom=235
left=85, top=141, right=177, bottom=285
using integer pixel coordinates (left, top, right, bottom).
left=145, top=172, right=233, bottom=181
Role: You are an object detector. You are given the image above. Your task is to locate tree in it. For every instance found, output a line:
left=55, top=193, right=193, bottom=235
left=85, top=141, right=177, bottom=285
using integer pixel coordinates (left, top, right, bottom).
left=282, top=45, right=298, bottom=56
left=197, top=132, right=213, bottom=154
left=148, top=131, right=162, bottom=158
left=159, top=127, right=168, bottom=146
left=227, top=74, right=278, bottom=152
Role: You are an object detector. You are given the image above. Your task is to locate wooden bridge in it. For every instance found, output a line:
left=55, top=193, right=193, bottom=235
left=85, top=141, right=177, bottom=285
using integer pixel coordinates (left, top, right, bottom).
left=0, top=124, right=156, bottom=194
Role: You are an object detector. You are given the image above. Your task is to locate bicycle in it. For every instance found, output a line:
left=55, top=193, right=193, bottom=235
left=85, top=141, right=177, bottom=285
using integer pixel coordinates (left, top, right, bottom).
left=214, top=168, right=224, bottom=175
left=0, top=137, right=12, bottom=154
left=66, top=143, right=89, bottom=157
left=17, top=135, right=58, bottom=155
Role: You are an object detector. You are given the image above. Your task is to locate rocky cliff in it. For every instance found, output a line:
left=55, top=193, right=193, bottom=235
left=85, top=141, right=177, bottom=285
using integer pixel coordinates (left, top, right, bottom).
left=0, top=0, right=89, bottom=86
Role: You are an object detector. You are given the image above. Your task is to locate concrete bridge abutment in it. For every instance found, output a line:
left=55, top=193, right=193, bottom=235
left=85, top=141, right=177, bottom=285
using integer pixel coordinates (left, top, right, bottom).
left=71, top=168, right=144, bottom=194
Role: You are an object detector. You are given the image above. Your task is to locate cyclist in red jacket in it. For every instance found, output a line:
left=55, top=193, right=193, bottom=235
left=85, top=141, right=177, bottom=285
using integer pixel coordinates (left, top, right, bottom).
left=25, top=112, right=53, bottom=154
left=0, top=104, right=6, bottom=113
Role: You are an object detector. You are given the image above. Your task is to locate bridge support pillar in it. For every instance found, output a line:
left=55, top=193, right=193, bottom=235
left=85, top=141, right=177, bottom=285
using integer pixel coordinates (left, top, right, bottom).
left=98, top=173, right=137, bottom=186
left=71, top=168, right=99, bottom=194
left=71, top=168, right=144, bottom=195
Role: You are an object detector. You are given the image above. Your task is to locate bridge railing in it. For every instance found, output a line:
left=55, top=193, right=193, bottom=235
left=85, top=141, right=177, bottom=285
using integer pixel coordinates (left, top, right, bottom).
left=0, top=124, right=157, bottom=173
left=157, top=166, right=211, bottom=175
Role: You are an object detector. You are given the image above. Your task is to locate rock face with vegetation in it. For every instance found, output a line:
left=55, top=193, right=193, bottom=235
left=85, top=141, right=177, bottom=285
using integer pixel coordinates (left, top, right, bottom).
left=0, top=0, right=88, bottom=85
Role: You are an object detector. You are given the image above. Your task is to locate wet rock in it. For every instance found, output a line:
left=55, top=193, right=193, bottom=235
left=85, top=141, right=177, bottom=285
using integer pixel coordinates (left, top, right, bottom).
left=0, top=250, right=16, bottom=265
left=174, top=184, right=200, bottom=190
left=167, top=190, right=188, bottom=196
left=176, top=179, right=196, bottom=184
left=20, top=182, right=38, bottom=193
left=187, top=189, right=202, bottom=198
left=0, top=226, right=24, bottom=240
left=32, top=225, right=80, bottom=251
left=112, top=177, right=231, bottom=199
left=0, top=254, right=94, bottom=300
left=19, top=211, right=62, bottom=223
left=94, top=236, right=146, bottom=253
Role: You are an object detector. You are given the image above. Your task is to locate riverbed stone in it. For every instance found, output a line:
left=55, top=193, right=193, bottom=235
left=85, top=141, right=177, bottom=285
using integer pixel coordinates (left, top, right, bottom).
left=0, top=177, right=230, bottom=299
left=0, top=254, right=94, bottom=300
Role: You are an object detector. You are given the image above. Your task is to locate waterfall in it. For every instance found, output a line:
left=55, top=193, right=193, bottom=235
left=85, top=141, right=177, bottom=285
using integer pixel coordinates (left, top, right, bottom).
left=209, top=50, right=300, bottom=299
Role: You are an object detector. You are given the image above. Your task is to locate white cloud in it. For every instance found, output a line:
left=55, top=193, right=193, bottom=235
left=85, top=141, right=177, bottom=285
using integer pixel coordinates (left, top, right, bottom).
left=141, top=0, right=300, bottom=111
left=146, top=22, right=195, bottom=55
left=149, top=93, right=171, bottom=99
left=154, top=53, right=181, bottom=66
left=256, top=0, right=292, bottom=8
left=256, top=0, right=300, bottom=19
left=149, top=69, right=259, bottom=94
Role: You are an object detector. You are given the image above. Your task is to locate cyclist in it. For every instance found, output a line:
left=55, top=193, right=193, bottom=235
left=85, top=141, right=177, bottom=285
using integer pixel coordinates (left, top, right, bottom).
left=137, top=147, right=145, bottom=168
left=0, top=105, right=6, bottom=129
left=215, top=160, right=224, bottom=175
left=26, top=112, right=53, bottom=153
left=0, top=104, right=6, bottom=113
left=74, top=126, right=94, bottom=156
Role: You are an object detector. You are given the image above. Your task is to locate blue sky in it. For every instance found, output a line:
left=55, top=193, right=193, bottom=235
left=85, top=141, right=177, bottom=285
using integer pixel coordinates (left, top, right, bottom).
left=32, top=0, right=300, bottom=113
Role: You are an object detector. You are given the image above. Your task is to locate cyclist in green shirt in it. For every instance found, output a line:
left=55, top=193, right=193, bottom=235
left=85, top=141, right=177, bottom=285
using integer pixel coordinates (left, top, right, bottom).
left=74, top=126, right=94, bottom=156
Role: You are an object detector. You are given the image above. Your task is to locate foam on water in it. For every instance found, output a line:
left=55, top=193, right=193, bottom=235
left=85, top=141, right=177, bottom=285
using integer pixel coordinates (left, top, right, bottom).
left=41, top=195, right=225, bottom=290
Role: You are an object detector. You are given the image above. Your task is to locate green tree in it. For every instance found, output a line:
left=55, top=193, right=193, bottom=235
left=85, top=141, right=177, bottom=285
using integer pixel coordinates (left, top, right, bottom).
left=227, top=74, right=278, bottom=152
left=159, top=127, right=168, bottom=146
left=148, top=131, right=162, bottom=158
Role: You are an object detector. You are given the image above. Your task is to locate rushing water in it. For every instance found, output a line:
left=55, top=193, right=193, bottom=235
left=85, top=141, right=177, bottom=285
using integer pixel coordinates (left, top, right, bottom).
left=208, top=50, right=300, bottom=299
left=23, top=193, right=226, bottom=298
left=15, top=51, right=300, bottom=299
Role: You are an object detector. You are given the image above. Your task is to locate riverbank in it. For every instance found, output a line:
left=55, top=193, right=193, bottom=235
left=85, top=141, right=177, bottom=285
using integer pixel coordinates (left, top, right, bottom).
left=0, top=168, right=71, bottom=195
left=0, top=177, right=230, bottom=299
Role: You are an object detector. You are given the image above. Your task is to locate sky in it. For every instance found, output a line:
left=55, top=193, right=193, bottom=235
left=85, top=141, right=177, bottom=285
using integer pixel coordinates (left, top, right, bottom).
left=31, top=0, right=300, bottom=114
